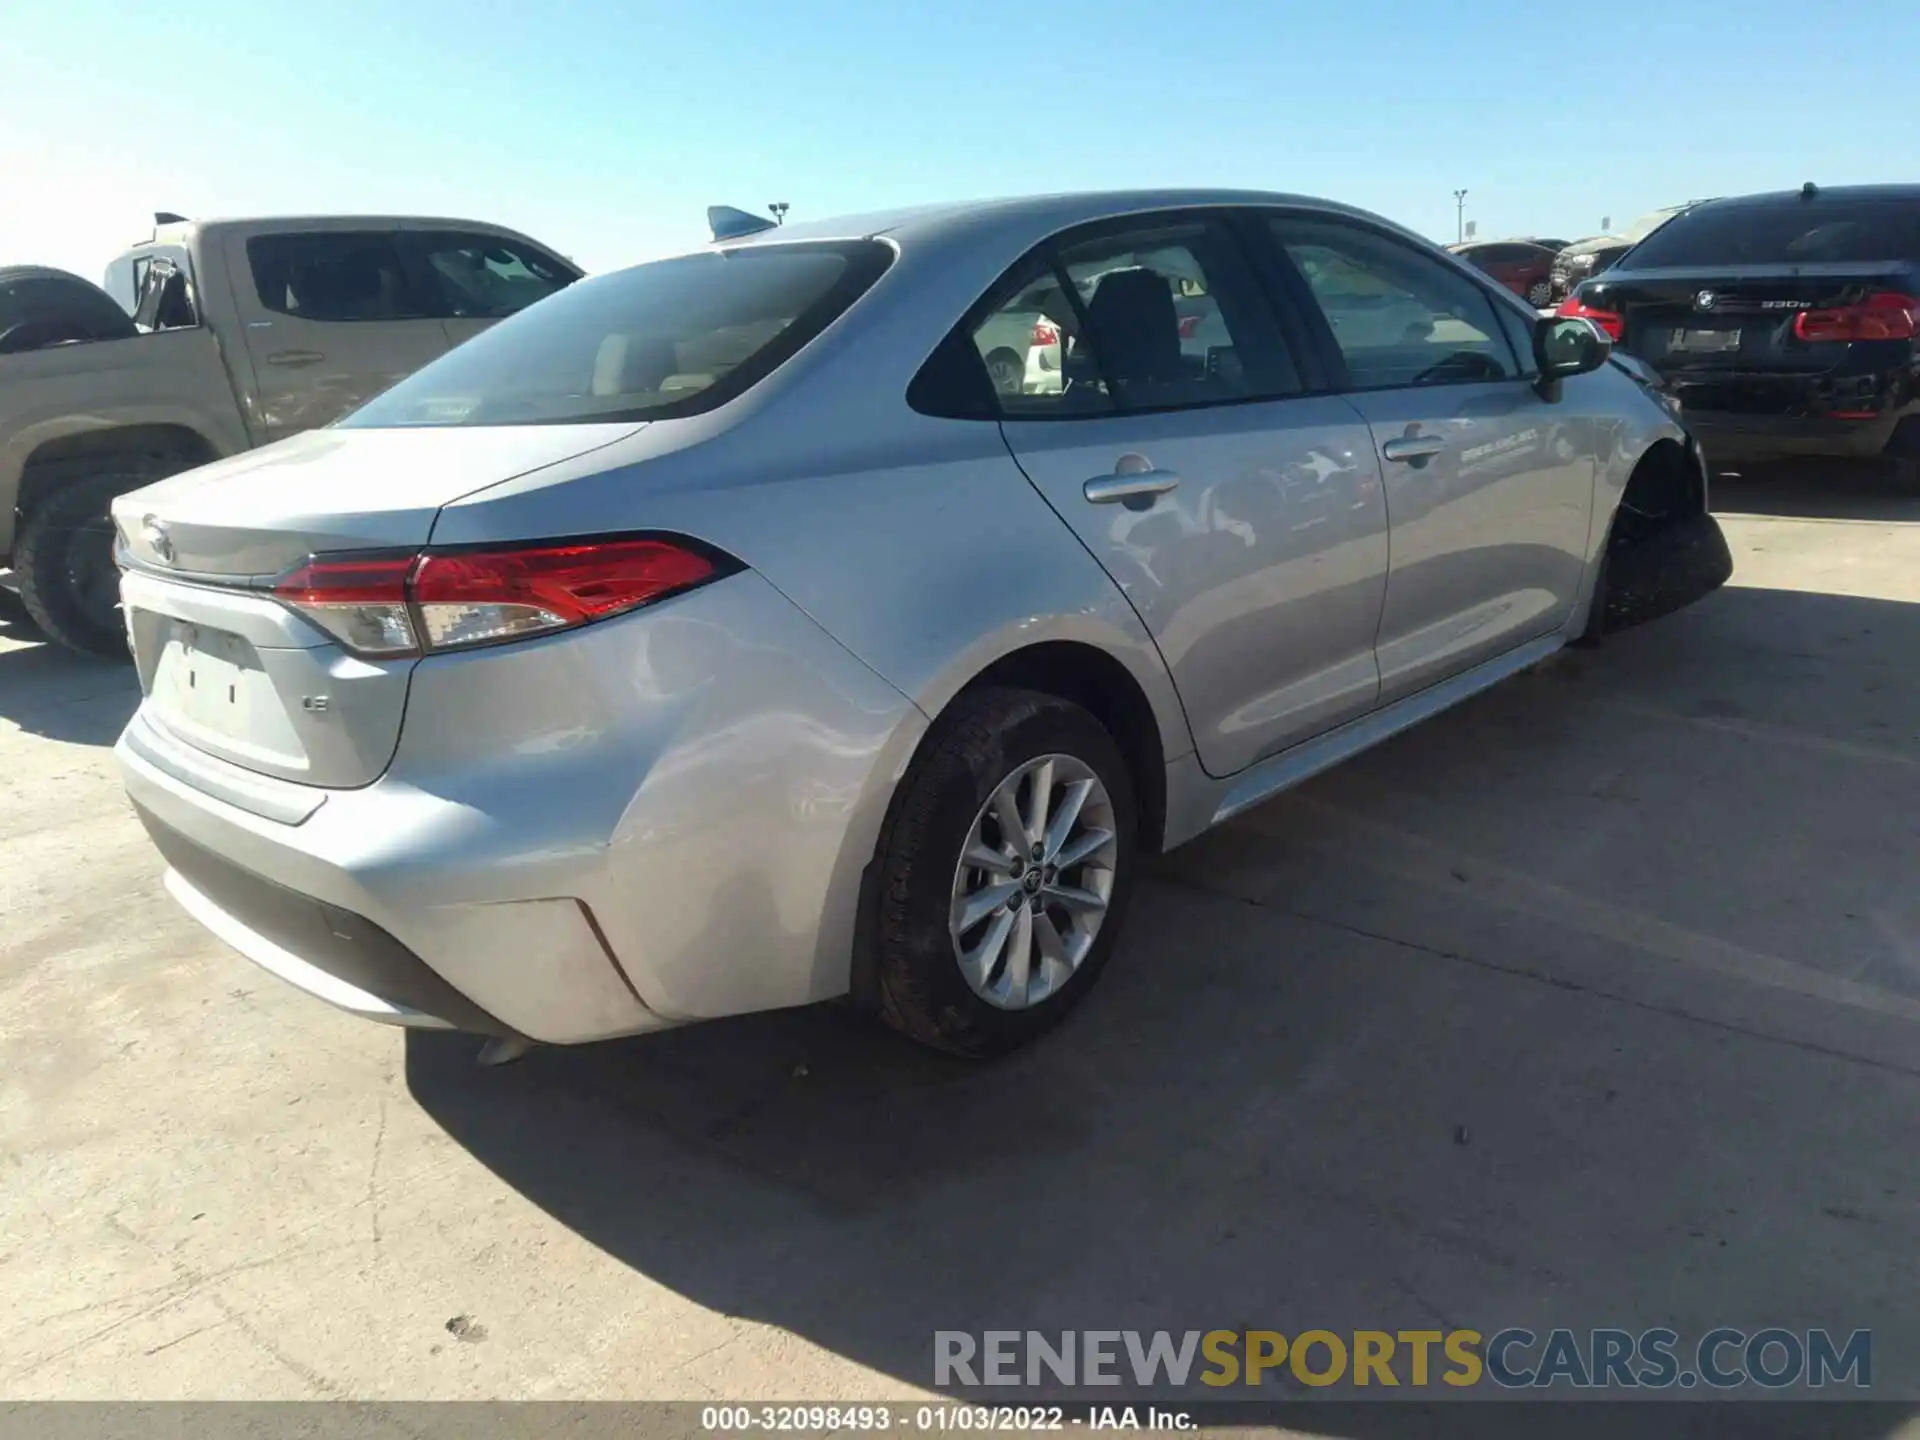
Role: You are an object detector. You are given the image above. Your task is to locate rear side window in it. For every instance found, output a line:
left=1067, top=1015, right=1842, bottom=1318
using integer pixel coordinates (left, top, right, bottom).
left=343, top=240, right=892, bottom=428
left=247, top=232, right=430, bottom=322
left=925, top=214, right=1302, bottom=420
left=415, top=231, right=577, bottom=319
left=1625, top=200, right=1920, bottom=267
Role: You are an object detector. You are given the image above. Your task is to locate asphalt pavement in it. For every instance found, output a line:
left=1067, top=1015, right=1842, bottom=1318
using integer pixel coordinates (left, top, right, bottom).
left=3, top=464, right=1918, bottom=1428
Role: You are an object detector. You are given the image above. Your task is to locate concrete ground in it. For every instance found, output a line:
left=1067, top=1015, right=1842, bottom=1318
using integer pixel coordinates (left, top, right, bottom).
left=3, top=465, right=1919, bottom=1425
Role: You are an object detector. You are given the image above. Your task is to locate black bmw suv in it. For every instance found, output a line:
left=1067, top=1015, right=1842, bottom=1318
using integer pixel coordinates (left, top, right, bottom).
left=1559, top=185, right=1920, bottom=478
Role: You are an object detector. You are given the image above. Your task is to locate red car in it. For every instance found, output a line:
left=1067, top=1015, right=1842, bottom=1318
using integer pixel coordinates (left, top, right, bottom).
left=1447, top=239, right=1559, bottom=308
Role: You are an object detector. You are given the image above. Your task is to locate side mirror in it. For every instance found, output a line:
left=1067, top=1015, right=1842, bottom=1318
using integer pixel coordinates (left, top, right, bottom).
left=1535, top=315, right=1611, bottom=379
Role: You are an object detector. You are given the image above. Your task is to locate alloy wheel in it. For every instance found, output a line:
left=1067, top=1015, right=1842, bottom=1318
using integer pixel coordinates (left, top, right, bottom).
left=948, top=753, right=1117, bottom=1010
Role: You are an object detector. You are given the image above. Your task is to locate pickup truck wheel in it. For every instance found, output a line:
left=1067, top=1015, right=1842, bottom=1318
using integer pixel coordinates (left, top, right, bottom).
left=15, top=467, right=148, bottom=658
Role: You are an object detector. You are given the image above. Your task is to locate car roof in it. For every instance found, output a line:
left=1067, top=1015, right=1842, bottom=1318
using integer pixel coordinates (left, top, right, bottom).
left=1688, top=184, right=1920, bottom=214
left=724, top=188, right=1408, bottom=249
left=135, top=215, right=539, bottom=250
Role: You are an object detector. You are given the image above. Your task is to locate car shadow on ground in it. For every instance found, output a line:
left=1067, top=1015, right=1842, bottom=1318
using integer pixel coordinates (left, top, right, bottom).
left=0, top=609, right=138, bottom=746
left=407, top=579, right=1920, bottom=1433
left=1710, top=459, right=1920, bottom=523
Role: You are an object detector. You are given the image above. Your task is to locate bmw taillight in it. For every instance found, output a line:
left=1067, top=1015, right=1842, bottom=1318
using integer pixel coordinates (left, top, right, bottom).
left=1555, top=294, right=1625, bottom=342
left=1793, top=292, right=1918, bottom=343
left=272, top=537, right=726, bottom=657
left=1031, top=320, right=1059, bottom=347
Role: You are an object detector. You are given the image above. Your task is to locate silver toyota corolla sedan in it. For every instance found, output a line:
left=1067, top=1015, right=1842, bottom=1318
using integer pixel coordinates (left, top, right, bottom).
left=110, top=189, right=1732, bottom=1057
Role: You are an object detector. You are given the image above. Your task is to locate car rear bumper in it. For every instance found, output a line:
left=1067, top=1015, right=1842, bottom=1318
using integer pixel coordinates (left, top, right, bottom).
left=1683, top=409, right=1920, bottom=464
left=117, top=570, right=928, bottom=1043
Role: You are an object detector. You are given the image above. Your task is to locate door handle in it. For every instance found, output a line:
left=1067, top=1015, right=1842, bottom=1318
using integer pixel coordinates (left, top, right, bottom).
left=265, top=350, right=325, bottom=368
left=1083, top=470, right=1180, bottom=505
left=1381, top=435, right=1446, bottom=464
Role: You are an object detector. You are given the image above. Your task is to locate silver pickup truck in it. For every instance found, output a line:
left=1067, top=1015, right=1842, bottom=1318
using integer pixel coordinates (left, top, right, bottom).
left=1, top=214, right=581, bottom=655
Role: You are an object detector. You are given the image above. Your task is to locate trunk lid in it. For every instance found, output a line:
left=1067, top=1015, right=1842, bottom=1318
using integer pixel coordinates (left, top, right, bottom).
left=1589, top=262, right=1913, bottom=394
left=113, top=422, right=641, bottom=791
left=112, top=424, right=640, bottom=578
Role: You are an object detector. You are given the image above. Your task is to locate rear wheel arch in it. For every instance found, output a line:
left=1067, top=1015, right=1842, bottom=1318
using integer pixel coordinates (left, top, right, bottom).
left=845, top=639, right=1174, bottom=1015
left=961, top=641, right=1168, bottom=857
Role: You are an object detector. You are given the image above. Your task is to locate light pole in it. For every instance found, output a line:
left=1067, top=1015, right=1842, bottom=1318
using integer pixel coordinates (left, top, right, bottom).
left=1453, top=189, right=1468, bottom=243
left=768, top=202, right=790, bottom=226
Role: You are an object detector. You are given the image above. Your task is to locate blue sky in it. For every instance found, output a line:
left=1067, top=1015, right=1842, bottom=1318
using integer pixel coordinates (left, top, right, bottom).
left=2, top=0, right=1910, bottom=282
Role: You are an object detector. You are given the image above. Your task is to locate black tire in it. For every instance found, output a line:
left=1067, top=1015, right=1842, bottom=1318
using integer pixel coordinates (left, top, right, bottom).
left=870, top=687, right=1138, bottom=1058
left=1526, top=279, right=1553, bottom=308
left=1583, top=509, right=1734, bottom=642
left=15, top=463, right=156, bottom=657
left=0, top=265, right=137, bottom=354
left=983, top=347, right=1025, bottom=396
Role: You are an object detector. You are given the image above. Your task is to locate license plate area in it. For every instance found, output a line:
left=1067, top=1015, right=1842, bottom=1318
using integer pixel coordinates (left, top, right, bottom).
left=148, top=617, right=277, bottom=748
left=1669, top=327, right=1743, bottom=354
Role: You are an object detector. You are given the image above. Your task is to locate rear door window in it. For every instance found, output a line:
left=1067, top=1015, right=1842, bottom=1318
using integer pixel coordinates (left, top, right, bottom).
left=343, top=240, right=892, bottom=427
left=960, top=215, right=1303, bottom=417
left=1625, top=200, right=1920, bottom=267
left=410, top=231, right=578, bottom=319
left=246, top=232, right=432, bottom=321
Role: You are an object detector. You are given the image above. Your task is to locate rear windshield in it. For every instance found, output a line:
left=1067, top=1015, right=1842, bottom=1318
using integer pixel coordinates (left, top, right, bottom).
left=1625, top=199, right=1920, bottom=268
left=342, top=240, right=892, bottom=428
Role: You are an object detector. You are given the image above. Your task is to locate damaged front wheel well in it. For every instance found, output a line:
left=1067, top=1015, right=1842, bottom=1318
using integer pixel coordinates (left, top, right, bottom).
left=1611, top=438, right=1705, bottom=550
left=1584, top=437, right=1731, bottom=642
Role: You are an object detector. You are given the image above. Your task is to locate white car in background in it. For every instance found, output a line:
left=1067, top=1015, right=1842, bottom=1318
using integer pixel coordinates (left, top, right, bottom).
left=973, top=310, right=1061, bottom=394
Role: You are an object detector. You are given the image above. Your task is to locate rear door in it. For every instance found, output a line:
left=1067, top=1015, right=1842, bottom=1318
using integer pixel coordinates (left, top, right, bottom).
left=231, top=227, right=452, bottom=442
left=407, top=229, right=580, bottom=351
left=982, top=210, right=1390, bottom=778
left=1261, top=213, right=1593, bottom=700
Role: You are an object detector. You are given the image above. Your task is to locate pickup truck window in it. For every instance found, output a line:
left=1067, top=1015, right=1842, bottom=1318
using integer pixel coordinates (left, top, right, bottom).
left=134, top=256, right=200, bottom=331
left=246, top=232, right=431, bottom=322
left=343, top=240, right=892, bottom=427
left=414, top=232, right=576, bottom=319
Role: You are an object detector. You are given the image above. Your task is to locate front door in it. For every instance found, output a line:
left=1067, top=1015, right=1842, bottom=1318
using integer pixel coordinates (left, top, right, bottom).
left=980, top=212, right=1390, bottom=778
left=230, top=228, right=451, bottom=443
left=1262, top=215, right=1595, bottom=701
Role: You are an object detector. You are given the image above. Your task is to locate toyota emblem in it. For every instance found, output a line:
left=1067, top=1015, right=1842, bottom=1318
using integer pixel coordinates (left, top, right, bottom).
left=1694, top=290, right=1717, bottom=312
left=141, top=514, right=175, bottom=565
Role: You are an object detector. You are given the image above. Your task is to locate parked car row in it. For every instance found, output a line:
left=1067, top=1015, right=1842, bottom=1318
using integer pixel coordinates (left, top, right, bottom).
left=1446, top=238, right=1565, bottom=308
left=101, top=186, right=1732, bottom=1059
left=1557, top=183, right=1920, bottom=479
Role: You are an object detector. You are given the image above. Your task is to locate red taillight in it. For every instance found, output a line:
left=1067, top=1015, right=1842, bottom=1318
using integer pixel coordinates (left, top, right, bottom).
left=272, top=538, right=721, bottom=657
left=1177, top=315, right=1201, bottom=340
left=272, top=554, right=417, bottom=655
left=411, top=539, right=716, bottom=651
left=1031, top=320, right=1058, bottom=347
left=1793, top=292, right=1918, bottom=343
left=1556, top=294, right=1624, bottom=342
